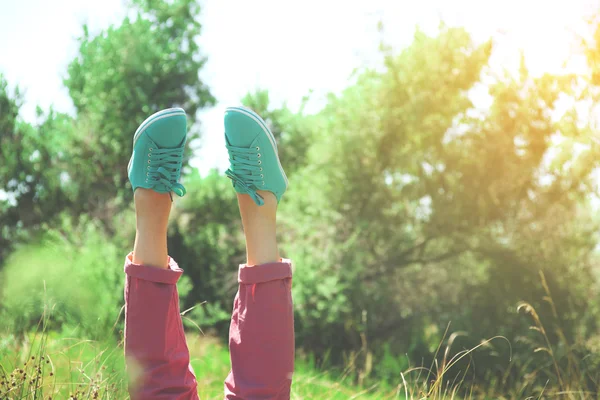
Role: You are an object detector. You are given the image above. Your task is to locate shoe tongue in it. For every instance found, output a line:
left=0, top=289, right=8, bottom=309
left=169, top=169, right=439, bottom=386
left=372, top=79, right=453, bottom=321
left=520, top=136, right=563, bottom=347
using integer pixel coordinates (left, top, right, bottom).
left=146, top=114, right=187, bottom=148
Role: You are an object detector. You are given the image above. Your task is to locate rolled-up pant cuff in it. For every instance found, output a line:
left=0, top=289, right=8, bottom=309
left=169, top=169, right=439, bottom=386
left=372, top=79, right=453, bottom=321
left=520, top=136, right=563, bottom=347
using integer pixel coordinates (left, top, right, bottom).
left=123, top=253, right=199, bottom=400
left=225, top=259, right=295, bottom=400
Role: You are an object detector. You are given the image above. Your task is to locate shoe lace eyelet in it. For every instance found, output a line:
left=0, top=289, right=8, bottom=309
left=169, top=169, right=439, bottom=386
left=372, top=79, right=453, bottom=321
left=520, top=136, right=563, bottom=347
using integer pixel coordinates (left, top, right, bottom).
left=148, top=153, right=151, bottom=157
left=260, top=167, right=263, bottom=171
left=262, top=181, right=265, bottom=186
left=149, top=148, right=153, bottom=151
left=257, top=153, right=261, bottom=158
left=256, top=146, right=260, bottom=151
left=147, top=160, right=151, bottom=164
left=258, top=160, right=262, bottom=165
left=260, top=174, right=264, bottom=178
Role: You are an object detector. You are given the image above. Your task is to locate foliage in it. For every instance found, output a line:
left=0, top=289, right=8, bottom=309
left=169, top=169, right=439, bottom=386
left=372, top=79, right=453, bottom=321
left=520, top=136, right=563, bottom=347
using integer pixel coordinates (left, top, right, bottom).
left=0, top=217, right=123, bottom=339
left=0, top=78, right=74, bottom=263
left=63, top=0, right=214, bottom=214
left=0, top=0, right=215, bottom=263
left=252, top=25, right=600, bottom=391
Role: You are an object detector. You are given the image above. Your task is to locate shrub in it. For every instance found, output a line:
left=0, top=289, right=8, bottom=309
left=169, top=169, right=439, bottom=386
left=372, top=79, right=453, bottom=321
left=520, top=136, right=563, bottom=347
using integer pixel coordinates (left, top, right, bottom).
left=1, top=216, right=124, bottom=339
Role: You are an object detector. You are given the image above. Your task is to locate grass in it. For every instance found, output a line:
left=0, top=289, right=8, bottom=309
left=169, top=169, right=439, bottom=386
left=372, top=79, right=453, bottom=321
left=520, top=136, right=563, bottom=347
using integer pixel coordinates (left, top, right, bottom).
left=2, top=306, right=600, bottom=399
left=0, top=326, right=397, bottom=399
left=188, top=335, right=395, bottom=400
left=1, top=325, right=599, bottom=400
left=1, top=272, right=599, bottom=399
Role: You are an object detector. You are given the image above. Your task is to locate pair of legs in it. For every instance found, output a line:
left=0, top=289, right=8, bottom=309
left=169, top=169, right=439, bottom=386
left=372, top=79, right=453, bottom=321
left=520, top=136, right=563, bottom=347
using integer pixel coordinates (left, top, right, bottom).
left=124, top=188, right=294, bottom=399
left=133, top=188, right=278, bottom=268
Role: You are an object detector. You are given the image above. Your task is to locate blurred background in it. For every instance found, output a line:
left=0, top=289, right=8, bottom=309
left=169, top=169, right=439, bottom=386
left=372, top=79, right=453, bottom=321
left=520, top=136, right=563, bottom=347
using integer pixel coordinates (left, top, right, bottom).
left=1, top=0, right=600, bottom=398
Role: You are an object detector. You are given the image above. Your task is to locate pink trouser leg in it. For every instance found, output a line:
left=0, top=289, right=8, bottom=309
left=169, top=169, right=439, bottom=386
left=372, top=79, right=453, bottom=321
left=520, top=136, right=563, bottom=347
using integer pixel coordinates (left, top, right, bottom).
left=123, top=253, right=199, bottom=400
left=224, top=260, right=295, bottom=400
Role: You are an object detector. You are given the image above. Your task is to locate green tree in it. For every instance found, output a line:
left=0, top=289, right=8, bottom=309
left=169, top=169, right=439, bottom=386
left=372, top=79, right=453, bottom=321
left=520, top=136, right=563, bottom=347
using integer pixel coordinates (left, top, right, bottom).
left=0, top=76, right=74, bottom=262
left=64, top=0, right=215, bottom=218
left=241, top=90, right=317, bottom=175
left=275, top=25, right=600, bottom=390
left=0, top=0, right=215, bottom=262
left=283, top=26, right=495, bottom=361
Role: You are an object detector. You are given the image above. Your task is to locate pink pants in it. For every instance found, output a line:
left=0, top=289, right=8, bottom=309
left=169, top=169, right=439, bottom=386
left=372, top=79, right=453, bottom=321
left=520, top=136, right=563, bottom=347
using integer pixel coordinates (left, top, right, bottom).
left=123, top=253, right=294, bottom=400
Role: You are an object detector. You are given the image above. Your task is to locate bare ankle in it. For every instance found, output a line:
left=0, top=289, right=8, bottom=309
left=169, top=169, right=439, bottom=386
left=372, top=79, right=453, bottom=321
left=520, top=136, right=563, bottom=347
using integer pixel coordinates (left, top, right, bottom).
left=237, top=192, right=279, bottom=266
left=132, top=189, right=172, bottom=268
left=135, top=189, right=172, bottom=217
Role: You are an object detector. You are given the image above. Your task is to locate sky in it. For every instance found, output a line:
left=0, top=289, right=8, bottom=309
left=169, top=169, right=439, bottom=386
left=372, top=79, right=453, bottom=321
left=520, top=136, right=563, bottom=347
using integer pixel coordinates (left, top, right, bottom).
left=0, top=0, right=597, bottom=174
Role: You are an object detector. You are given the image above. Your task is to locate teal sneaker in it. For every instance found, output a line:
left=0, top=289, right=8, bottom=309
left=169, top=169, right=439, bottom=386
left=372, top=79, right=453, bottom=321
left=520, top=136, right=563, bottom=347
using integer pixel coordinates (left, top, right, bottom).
left=224, top=106, right=288, bottom=205
left=127, top=108, right=187, bottom=198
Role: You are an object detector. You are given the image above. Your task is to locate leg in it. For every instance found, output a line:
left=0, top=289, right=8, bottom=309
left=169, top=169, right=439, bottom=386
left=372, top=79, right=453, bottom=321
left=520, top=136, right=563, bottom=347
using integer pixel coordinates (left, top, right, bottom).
left=124, top=109, right=198, bottom=400
left=124, top=189, right=198, bottom=400
left=237, top=192, right=279, bottom=267
left=223, top=107, right=295, bottom=399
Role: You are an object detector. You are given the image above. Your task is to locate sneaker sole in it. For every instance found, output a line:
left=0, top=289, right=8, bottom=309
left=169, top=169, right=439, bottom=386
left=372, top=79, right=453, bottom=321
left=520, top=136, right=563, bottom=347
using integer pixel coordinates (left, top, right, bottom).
left=127, top=107, right=186, bottom=175
left=225, top=106, right=289, bottom=188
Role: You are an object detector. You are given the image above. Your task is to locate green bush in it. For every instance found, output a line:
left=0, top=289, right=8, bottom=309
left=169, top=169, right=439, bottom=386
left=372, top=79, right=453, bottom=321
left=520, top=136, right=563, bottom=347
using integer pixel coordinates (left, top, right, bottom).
left=0, top=217, right=124, bottom=339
